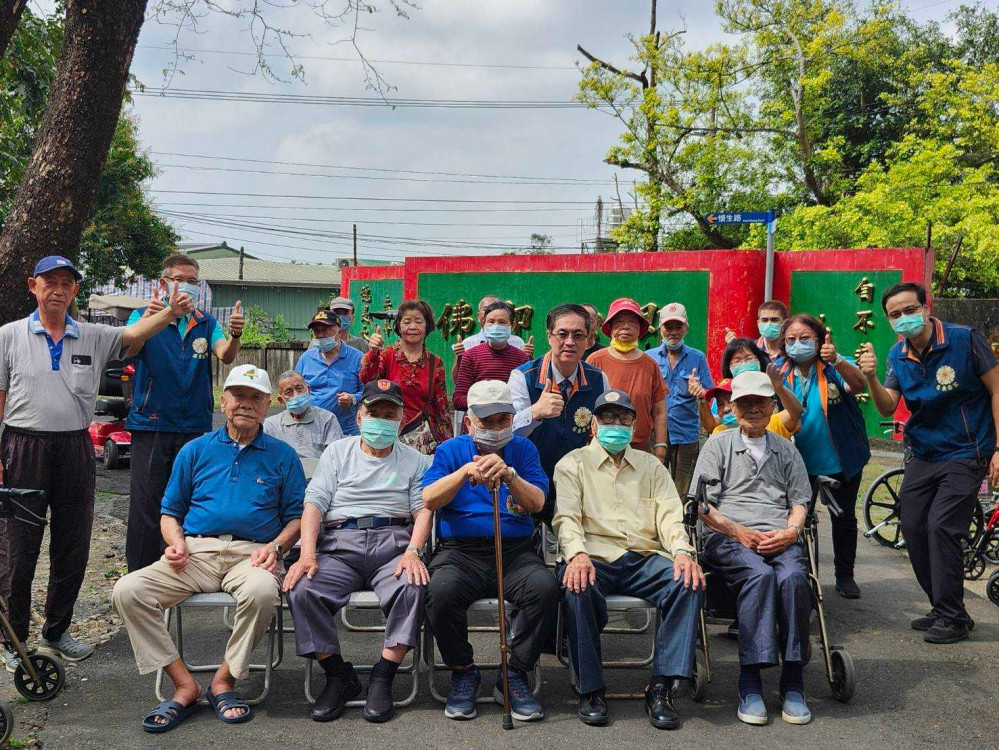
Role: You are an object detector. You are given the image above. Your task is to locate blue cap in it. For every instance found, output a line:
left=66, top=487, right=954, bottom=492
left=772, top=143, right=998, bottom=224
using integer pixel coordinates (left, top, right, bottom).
left=33, top=255, right=83, bottom=282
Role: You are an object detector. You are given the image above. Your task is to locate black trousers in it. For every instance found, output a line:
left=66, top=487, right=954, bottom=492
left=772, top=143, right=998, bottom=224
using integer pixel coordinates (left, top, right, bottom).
left=425, top=537, right=560, bottom=673
left=809, top=471, right=862, bottom=579
left=126, top=430, right=200, bottom=572
left=900, top=456, right=985, bottom=626
left=0, top=428, right=95, bottom=643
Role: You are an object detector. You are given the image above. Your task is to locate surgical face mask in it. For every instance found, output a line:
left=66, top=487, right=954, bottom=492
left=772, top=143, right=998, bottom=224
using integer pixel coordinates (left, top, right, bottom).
left=664, top=338, right=684, bottom=351
left=483, top=324, right=512, bottom=346
left=285, top=392, right=311, bottom=415
left=596, top=424, right=633, bottom=453
left=785, top=339, right=816, bottom=363
left=758, top=321, right=781, bottom=341
left=338, top=314, right=352, bottom=330
left=891, top=312, right=926, bottom=338
left=721, top=412, right=738, bottom=427
left=176, top=281, right=200, bottom=307
left=315, top=336, right=338, bottom=353
left=731, top=360, right=760, bottom=378
left=473, top=425, right=514, bottom=451
left=610, top=338, right=638, bottom=353
left=360, top=416, right=399, bottom=449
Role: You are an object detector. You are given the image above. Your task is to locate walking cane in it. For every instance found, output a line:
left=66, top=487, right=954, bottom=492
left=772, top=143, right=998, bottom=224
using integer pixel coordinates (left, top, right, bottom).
left=491, top=485, right=514, bottom=730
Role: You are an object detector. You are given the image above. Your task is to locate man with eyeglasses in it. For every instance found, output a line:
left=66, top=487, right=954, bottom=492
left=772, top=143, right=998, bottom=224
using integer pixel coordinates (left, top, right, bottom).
left=859, top=281, right=999, bottom=645
left=509, top=304, right=610, bottom=525
left=554, top=390, right=704, bottom=729
left=124, top=253, right=245, bottom=573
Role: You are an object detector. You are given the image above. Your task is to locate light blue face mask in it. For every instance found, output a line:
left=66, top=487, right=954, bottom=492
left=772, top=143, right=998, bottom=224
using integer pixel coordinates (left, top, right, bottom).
left=721, top=412, right=738, bottom=427
left=731, top=360, right=760, bottom=378
left=596, top=425, right=633, bottom=454
left=758, top=321, right=781, bottom=341
left=315, top=336, right=338, bottom=353
left=483, top=324, right=512, bottom=345
left=285, top=392, right=311, bottom=415
left=786, top=339, right=816, bottom=363
left=339, top=314, right=352, bottom=330
left=891, top=312, right=926, bottom=338
left=664, top=338, right=685, bottom=351
left=176, top=281, right=200, bottom=307
left=360, top=416, right=400, bottom=449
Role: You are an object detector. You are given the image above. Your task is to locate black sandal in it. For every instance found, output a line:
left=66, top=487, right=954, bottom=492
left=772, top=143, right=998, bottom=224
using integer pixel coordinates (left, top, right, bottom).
left=141, top=699, right=201, bottom=733
left=206, top=687, right=253, bottom=724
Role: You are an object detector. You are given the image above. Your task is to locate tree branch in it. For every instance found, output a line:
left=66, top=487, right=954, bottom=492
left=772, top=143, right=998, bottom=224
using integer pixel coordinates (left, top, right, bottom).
left=577, top=44, right=647, bottom=86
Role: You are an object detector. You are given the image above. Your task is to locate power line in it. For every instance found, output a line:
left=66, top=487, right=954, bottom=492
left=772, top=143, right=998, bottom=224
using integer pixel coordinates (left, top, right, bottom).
left=150, top=189, right=594, bottom=204
left=154, top=209, right=586, bottom=228
left=154, top=201, right=596, bottom=213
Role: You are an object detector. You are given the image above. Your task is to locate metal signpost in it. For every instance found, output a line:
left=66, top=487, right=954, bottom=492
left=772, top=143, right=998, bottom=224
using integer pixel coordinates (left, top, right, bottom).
left=705, top=211, right=778, bottom=299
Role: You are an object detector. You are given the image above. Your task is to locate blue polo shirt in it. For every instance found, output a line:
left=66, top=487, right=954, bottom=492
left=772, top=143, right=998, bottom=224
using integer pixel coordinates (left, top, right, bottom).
left=162, top=426, right=306, bottom=541
left=295, top=344, right=364, bottom=436
left=424, top=435, right=549, bottom=539
left=649, top=343, right=713, bottom=445
left=30, top=310, right=79, bottom=370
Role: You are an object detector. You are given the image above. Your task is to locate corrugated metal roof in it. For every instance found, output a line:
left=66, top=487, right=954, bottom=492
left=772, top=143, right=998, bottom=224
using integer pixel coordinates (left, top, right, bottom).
left=197, top=257, right=341, bottom=287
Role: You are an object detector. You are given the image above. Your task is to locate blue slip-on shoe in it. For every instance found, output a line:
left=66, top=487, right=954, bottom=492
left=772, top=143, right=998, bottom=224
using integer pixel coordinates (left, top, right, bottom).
left=494, top=668, right=544, bottom=722
left=780, top=692, right=813, bottom=725
left=444, top=666, right=481, bottom=720
left=737, top=693, right=768, bottom=726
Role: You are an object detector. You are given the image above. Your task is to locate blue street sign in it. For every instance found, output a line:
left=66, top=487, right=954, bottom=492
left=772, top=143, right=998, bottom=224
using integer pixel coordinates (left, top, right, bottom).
left=704, top=210, right=775, bottom=226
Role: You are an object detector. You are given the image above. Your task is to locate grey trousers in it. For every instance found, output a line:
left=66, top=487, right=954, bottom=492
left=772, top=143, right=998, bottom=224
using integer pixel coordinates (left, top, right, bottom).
left=286, top=526, right=425, bottom=658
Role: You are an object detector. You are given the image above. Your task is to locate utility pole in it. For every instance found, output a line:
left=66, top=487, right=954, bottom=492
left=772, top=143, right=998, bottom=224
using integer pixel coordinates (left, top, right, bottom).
left=238, top=245, right=244, bottom=281
left=353, top=224, right=358, bottom=266
left=595, top=197, right=604, bottom=253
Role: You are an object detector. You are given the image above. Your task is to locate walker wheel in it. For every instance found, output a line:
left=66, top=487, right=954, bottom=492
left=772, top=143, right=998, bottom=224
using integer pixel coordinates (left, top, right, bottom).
left=0, top=700, right=13, bottom=743
left=829, top=649, right=855, bottom=703
left=963, top=549, right=986, bottom=581
left=987, top=569, right=999, bottom=607
left=690, top=648, right=708, bottom=703
left=14, top=653, right=65, bottom=701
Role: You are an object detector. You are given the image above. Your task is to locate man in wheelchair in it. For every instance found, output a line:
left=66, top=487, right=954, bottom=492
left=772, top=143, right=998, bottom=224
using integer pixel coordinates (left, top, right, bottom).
left=691, top=371, right=814, bottom=726
left=553, top=389, right=705, bottom=730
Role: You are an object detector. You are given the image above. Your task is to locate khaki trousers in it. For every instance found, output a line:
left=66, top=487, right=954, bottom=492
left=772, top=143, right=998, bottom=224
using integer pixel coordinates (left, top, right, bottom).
left=112, top=536, right=281, bottom=680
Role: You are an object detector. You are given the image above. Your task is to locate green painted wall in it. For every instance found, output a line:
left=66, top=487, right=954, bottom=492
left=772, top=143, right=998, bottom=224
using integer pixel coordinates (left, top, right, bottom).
left=417, top=270, right=710, bottom=388
left=210, top=284, right=337, bottom=340
left=789, top=270, right=902, bottom=436
left=347, top=278, right=404, bottom=342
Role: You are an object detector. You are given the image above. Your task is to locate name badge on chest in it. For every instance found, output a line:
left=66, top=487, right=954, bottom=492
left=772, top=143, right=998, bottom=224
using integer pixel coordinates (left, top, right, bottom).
left=70, top=355, right=92, bottom=366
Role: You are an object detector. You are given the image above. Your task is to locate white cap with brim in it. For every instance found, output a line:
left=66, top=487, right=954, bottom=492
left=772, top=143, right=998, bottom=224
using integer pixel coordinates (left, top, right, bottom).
left=467, top=379, right=516, bottom=419
left=224, top=364, right=272, bottom=395
left=731, top=371, right=775, bottom=401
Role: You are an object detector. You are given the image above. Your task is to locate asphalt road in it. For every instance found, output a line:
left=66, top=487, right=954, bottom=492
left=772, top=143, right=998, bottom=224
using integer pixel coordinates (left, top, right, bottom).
left=30, top=497, right=999, bottom=749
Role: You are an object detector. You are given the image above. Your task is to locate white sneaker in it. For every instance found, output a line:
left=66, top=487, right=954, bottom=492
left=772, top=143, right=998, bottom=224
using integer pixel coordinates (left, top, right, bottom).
left=2, top=645, right=20, bottom=674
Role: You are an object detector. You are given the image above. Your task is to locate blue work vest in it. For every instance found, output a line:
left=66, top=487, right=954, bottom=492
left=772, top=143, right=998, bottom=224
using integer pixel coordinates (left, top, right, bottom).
left=888, top=319, right=995, bottom=463
left=126, top=308, right=217, bottom=434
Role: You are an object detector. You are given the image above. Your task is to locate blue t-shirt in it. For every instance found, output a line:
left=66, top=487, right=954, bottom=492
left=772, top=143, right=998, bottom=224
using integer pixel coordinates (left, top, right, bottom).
left=295, top=345, right=364, bottom=436
left=162, top=426, right=306, bottom=541
left=649, top=343, right=713, bottom=445
left=789, top=364, right=842, bottom=476
left=127, top=309, right=225, bottom=347
left=423, top=435, right=549, bottom=539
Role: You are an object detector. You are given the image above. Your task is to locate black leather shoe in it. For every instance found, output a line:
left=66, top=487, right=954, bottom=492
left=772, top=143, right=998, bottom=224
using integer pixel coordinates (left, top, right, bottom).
left=726, top=619, right=740, bottom=639
left=312, top=662, right=362, bottom=722
left=362, top=678, right=395, bottom=723
left=577, top=690, right=608, bottom=726
left=645, top=681, right=680, bottom=730
left=835, top=577, right=861, bottom=599
left=924, top=620, right=970, bottom=644
left=911, top=612, right=937, bottom=631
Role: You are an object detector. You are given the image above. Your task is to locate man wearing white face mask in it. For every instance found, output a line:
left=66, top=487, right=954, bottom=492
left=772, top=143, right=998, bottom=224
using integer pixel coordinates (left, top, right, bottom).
left=284, top=379, right=430, bottom=723
left=125, top=253, right=245, bottom=573
left=423, top=380, right=558, bottom=723
left=295, top=309, right=364, bottom=438
left=263, top=370, right=343, bottom=459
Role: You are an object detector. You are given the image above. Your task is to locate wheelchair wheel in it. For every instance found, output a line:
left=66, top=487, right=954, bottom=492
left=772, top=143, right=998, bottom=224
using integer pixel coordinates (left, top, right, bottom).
left=966, top=502, right=985, bottom=547
left=983, top=534, right=999, bottom=566
left=863, top=468, right=904, bottom=548
left=0, top=700, right=13, bottom=744
left=14, top=653, right=65, bottom=701
left=987, top=569, right=999, bottom=607
left=690, top=649, right=708, bottom=703
left=963, top=548, right=986, bottom=581
left=829, top=649, right=855, bottom=703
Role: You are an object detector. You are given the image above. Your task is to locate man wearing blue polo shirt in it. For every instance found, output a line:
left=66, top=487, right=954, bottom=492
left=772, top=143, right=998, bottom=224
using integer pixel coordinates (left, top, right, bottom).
left=649, top=302, right=713, bottom=499
left=126, top=253, right=245, bottom=572
left=113, top=364, right=305, bottom=731
left=861, top=282, right=999, bottom=644
left=295, top=309, right=364, bottom=437
left=423, top=380, right=559, bottom=723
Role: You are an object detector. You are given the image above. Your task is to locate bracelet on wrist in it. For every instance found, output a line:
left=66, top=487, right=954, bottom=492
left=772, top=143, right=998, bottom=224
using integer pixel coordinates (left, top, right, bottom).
left=231, top=331, right=242, bottom=339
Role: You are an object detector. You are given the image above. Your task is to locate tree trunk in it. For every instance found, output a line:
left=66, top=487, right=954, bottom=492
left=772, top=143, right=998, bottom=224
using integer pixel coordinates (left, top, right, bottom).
left=0, top=0, right=148, bottom=325
left=0, top=0, right=26, bottom=61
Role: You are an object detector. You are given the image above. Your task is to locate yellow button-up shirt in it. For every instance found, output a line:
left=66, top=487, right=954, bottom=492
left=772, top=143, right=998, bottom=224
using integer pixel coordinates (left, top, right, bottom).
left=553, top=440, right=694, bottom=564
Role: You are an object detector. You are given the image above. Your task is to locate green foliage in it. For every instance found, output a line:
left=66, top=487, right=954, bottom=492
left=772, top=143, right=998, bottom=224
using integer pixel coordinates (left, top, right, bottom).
left=240, top=305, right=292, bottom=349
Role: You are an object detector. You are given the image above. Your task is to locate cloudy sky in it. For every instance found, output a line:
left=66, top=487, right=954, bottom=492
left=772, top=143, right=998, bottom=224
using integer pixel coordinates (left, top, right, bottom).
left=114, top=0, right=965, bottom=265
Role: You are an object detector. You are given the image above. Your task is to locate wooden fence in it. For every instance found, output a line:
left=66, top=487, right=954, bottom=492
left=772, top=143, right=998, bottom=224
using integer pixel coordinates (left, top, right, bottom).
left=213, top=342, right=310, bottom=386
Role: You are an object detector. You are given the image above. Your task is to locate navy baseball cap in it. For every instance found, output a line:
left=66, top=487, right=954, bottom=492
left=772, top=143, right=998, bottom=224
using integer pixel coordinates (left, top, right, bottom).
left=593, top=389, right=637, bottom=415
left=33, top=255, right=83, bottom=282
left=361, top=379, right=404, bottom=408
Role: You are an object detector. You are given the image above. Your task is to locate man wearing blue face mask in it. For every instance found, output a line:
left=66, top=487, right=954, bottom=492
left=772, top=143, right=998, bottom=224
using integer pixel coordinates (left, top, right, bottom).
left=295, top=309, right=364, bottom=437
left=263, top=370, right=343, bottom=459
left=554, top=389, right=704, bottom=730
left=650, top=303, right=713, bottom=499
left=861, top=282, right=999, bottom=645
left=125, top=254, right=245, bottom=573
left=284, top=379, right=429, bottom=723
left=328, top=298, right=369, bottom=353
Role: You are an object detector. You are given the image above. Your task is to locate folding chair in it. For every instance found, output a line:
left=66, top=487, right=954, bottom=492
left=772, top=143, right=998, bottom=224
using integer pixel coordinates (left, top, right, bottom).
left=154, top=592, right=284, bottom=706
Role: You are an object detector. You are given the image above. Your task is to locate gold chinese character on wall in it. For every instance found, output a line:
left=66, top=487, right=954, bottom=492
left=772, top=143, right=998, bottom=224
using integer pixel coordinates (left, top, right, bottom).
left=853, top=310, right=875, bottom=334
left=854, top=277, right=875, bottom=303
left=512, top=305, right=534, bottom=335
left=437, top=299, right=475, bottom=340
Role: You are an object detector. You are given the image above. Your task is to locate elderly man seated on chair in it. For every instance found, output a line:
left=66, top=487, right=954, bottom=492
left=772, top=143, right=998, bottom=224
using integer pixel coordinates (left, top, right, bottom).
left=423, top=380, right=559, bottom=723
left=112, top=365, right=306, bottom=733
left=284, top=379, right=431, bottom=724
left=690, top=370, right=813, bottom=727
left=553, top=389, right=705, bottom=730
left=263, top=369, right=343, bottom=459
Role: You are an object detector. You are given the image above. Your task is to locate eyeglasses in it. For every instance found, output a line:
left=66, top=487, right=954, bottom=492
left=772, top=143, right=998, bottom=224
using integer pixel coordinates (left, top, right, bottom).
left=164, top=274, right=199, bottom=284
left=550, top=330, right=588, bottom=342
left=596, top=413, right=635, bottom=426
left=886, top=305, right=923, bottom=321
left=784, top=335, right=815, bottom=345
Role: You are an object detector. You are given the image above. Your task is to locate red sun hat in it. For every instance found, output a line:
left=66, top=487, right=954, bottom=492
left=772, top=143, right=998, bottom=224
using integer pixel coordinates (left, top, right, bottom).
left=602, top=298, right=650, bottom=339
left=703, top=378, right=733, bottom=402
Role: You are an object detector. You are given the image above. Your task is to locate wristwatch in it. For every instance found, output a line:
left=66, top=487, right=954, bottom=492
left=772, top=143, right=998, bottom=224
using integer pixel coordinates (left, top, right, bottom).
left=271, top=541, right=284, bottom=555
left=503, top=467, right=519, bottom=486
left=674, top=549, right=693, bottom=560
left=406, top=545, right=425, bottom=561
left=231, top=331, right=242, bottom=339
left=832, top=353, right=844, bottom=366
left=788, top=523, right=804, bottom=544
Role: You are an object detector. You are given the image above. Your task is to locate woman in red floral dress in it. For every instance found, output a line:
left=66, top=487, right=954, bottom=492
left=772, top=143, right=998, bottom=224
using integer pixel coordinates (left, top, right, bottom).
left=360, top=299, right=453, bottom=454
